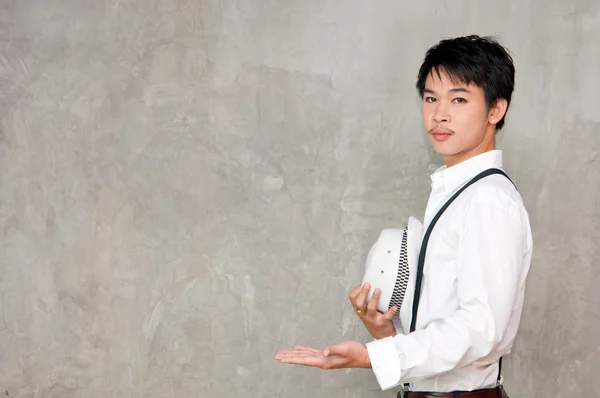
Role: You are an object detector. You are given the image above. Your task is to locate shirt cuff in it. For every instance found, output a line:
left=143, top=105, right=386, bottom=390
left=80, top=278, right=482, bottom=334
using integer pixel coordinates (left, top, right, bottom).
left=366, top=336, right=403, bottom=391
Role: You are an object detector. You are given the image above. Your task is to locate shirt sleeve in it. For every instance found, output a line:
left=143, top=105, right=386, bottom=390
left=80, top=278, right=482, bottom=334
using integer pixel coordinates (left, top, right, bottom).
left=365, top=197, right=527, bottom=390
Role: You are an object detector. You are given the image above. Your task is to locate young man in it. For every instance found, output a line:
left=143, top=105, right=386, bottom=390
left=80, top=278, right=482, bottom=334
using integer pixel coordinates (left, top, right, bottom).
left=275, top=35, right=533, bottom=397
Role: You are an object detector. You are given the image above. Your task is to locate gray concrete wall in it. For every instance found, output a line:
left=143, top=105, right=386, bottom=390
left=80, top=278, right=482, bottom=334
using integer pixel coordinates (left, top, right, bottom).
left=1, top=1, right=598, bottom=397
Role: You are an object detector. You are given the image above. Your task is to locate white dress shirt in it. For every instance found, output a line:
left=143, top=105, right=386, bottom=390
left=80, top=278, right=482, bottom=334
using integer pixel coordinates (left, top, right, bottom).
left=365, top=149, right=533, bottom=392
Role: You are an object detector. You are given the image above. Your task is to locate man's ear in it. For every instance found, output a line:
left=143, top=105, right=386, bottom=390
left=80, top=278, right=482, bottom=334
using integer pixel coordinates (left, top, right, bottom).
left=488, top=98, right=508, bottom=126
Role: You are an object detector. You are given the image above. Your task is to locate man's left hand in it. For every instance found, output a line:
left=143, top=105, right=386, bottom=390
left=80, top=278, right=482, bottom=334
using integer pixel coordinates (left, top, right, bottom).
left=274, top=341, right=371, bottom=370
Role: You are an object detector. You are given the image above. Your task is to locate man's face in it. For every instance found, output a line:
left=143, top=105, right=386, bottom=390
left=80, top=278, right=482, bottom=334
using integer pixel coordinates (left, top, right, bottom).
left=421, top=68, right=497, bottom=167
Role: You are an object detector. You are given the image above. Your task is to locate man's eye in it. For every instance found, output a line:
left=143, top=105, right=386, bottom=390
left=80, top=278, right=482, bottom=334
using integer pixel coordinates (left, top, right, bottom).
left=452, top=98, right=466, bottom=103
left=425, top=97, right=436, bottom=103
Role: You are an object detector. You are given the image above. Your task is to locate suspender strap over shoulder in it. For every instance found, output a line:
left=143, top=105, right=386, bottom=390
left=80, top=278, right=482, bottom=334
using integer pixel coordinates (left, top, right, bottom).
left=406, top=168, right=515, bottom=388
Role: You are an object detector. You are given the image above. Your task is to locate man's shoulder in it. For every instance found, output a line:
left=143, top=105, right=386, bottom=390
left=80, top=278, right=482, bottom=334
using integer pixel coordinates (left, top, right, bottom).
left=461, top=174, right=527, bottom=216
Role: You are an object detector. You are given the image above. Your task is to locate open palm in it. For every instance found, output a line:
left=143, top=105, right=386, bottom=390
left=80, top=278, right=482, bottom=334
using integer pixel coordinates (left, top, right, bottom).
left=274, top=341, right=371, bottom=370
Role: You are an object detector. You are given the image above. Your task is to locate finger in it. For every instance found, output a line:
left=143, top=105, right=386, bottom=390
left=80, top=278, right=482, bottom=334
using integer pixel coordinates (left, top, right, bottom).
left=354, top=283, right=370, bottom=310
left=348, top=284, right=362, bottom=302
left=366, top=288, right=381, bottom=313
left=277, top=347, right=321, bottom=355
left=293, top=345, right=322, bottom=354
left=275, top=350, right=321, bottom=360
left=278, top=355, right=327, bottom=368
left=276, top=351, right=317, bottom=359
left=383, top=305, right=398, bottom=320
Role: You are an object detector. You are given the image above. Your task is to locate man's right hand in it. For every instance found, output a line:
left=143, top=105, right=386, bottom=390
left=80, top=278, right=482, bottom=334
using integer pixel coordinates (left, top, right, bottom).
left=348, top=283, right=398, bottom=340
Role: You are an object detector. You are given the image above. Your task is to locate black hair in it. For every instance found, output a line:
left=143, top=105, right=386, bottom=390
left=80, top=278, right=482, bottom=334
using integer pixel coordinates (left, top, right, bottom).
left=416, top=35, right=515, bottom=130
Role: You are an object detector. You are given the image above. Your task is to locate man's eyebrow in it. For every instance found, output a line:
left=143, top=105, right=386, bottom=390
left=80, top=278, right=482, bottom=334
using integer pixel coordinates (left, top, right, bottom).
left=449, top=87, right=471, bottom=93
left=423, top=87, right=471, bottom=94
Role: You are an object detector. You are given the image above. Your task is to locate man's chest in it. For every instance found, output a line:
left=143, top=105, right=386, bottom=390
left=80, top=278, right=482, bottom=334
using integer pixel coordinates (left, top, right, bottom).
left=417, top=195, right=471, bottom=324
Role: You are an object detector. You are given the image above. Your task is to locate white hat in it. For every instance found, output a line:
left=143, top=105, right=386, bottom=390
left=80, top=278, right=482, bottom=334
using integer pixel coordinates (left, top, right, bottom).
left=361, top=216, right=423, bottom=314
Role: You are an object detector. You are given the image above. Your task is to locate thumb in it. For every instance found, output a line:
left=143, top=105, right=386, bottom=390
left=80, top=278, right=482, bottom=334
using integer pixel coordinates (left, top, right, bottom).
left=384, top=305, right=398, bottom=320
left=323, top=343, right=347, bottom=357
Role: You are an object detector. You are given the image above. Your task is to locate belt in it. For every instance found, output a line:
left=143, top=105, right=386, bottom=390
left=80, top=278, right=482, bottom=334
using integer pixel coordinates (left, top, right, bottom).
left=402, top=387, right=501, bottom=398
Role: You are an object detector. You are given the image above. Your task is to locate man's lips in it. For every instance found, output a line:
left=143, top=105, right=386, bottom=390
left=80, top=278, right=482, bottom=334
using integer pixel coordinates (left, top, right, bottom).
left=430, top=128, right=453, bottom=136
left=429, top=128, right=453, bottom=141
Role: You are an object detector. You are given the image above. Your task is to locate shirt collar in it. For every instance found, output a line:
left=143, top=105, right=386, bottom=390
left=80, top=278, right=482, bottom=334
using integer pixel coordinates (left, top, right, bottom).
left=430, top=149, right=504, bottom=194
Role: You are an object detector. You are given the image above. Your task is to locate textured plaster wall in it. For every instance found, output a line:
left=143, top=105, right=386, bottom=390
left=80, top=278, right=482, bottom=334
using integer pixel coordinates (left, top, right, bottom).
left=1, top=1, right=599, bottom=397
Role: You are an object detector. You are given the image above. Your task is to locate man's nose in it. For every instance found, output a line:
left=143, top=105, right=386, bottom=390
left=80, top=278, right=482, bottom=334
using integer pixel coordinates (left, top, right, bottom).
left=433, top=104, right=450, bottom=123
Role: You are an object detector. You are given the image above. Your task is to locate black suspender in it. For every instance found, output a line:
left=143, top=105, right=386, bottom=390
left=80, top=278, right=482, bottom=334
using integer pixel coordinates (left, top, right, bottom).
left=407, top=167, right=515, bottom=388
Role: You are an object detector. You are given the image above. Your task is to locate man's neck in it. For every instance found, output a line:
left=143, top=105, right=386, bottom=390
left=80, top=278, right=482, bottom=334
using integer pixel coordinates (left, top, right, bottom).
left=443, top=129, right=496, bottom=168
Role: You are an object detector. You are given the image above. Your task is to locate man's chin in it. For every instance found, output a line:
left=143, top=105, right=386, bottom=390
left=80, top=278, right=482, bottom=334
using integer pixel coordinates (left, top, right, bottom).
left=429, top=141, right=456, bottom=157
